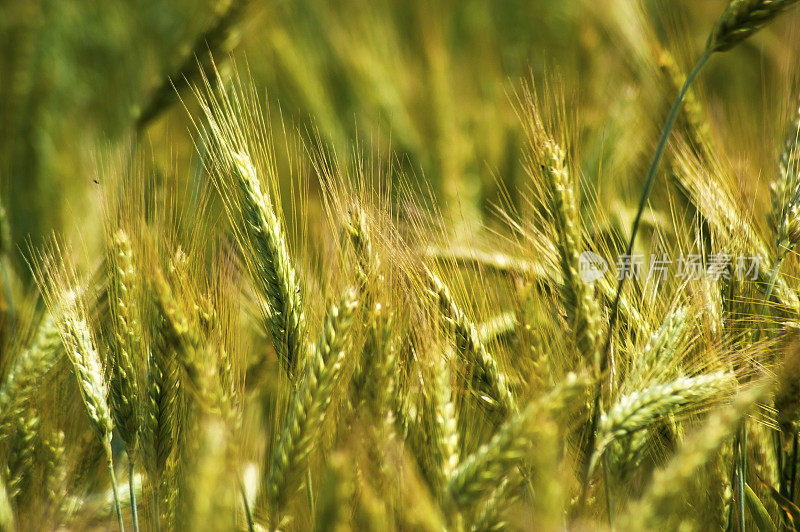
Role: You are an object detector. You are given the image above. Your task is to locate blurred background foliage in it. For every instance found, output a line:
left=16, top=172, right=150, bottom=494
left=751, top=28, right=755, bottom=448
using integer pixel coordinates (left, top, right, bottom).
left=0, top=0, right=798, bottom=280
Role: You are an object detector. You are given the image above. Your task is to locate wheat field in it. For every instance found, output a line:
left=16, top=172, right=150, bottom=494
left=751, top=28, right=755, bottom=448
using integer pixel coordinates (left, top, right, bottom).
left=2, top=0, right=800, bottom=530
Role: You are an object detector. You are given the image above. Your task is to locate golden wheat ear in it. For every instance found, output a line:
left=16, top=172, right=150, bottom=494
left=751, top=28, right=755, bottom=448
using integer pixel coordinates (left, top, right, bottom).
left=620, top=383, right=769, bottom=529
left=446, top=373, right=588, bottom=510
left=264, top=287, right=358, bottom=524
left=0, top=314, right=62, bottom=441
left=194, top=75, right=311, bottom=379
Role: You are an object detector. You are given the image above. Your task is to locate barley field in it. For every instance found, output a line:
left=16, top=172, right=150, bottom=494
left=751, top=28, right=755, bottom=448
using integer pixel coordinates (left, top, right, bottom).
left=2, top=1, right=800, bottom=530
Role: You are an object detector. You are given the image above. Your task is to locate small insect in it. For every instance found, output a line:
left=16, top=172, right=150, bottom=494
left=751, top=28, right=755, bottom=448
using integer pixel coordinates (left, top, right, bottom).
left=93, top=179, right=99, bottom=184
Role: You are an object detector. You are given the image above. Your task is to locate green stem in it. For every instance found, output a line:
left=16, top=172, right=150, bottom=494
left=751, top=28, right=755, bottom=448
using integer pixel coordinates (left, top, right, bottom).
left=129, top=456, right=139, bottom=532
left=1, top=256, right=14, bottom=336
left=240, top=479, right=255, bottom=532
left=152, top=486, right=161, bottom=532
left=737, top=428, right=747, bottom=532
left=583, top=50, right=713, bottom=502
left=790, top=433, right=799, bottom=501
left=105, top=441, right=126, bottom=532
left=602, top=452, right=614, bottom=526
left=306, top=469, right=315, bottom=523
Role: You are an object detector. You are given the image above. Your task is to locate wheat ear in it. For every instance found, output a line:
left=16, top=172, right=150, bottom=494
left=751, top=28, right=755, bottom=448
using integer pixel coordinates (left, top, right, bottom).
left=756, top=100, right=800, bottom=324
left=432, top=353, right=460, bottom=496
left=108, top=230, right=142, bottom=531
left=468, top=468, right=525, bottom=532
left=0, top=474, right=12, bottom=532
left=770, top=101, right=800, bottom=253
left=625, top=306, right=689, bottom=387
left=477, top=312, right=517, bottom=345
left=152, top=269, right=206, bottom=395
left=266, top=287, right=358, bottom=518
left=621, top=384, right=768, bottom=530
left=142, top=311, right=181, bottom=529
left=346, top=207, right=379, bottom=289
left=41, top=428, right=67, bottom=518
left=4, top=413, right=39, bottom=502
left=108, top=230, right=141, bottom=451
left=540, top=139, right=603, bottom=369
left=429, top=272, right=516, bottom=416
left=707, top=0, right=800, bottom=53
left=59, top=296, right=124, bottom=531
left=143, top=339, right=180, bottom=473
left=603, top=0, right=800, bottom=360
left=346, top=205, right=385, bottom=411
left=0, top=313, right=61, bottom=439
left=231, top=152, right=309, bottom=377
left=592, top=372, right=734, bottom=474
left=447, top=373, right=587, bottom=508
left=424, top=246, right=647, bottom=334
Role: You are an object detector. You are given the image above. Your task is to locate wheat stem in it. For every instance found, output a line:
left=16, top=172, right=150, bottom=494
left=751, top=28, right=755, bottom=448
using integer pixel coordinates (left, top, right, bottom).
left=0, top=475, right=13, bottom=532
left=129, top=457, right=139, bottom=532
left=105, top=440, right=126, bottom=532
